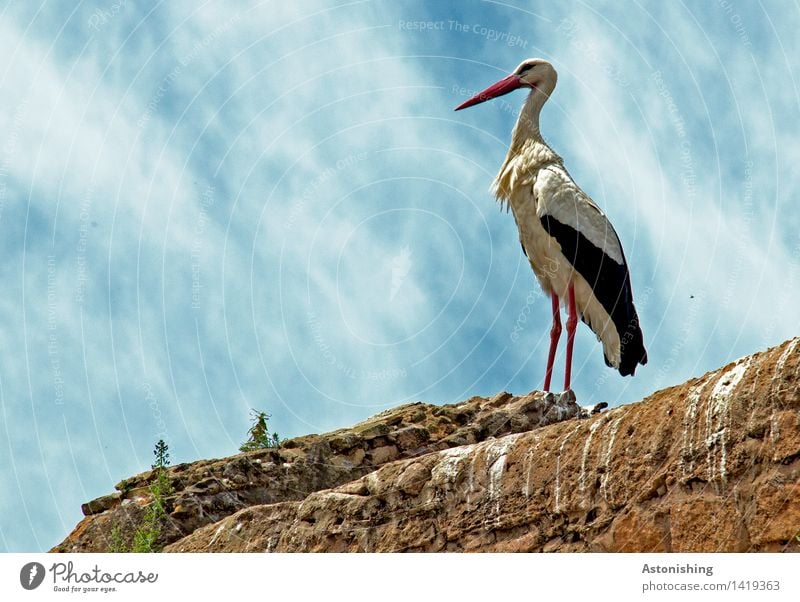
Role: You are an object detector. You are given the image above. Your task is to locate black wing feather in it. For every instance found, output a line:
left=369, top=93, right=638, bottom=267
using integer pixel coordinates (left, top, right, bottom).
left=540, top=215, right=647, bottom=376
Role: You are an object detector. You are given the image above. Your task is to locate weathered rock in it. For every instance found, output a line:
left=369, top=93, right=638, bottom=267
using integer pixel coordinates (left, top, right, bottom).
left=81, top=492, right=121, bottom=516
left=369, top=444, right=399, bottom=465
left=396, top=462, right=431, bottom=496
left=394, top=426, right=430, bottom=453
left=164, top=338, right=800, bottom=553
left=53, top=386, right=580, bottom=552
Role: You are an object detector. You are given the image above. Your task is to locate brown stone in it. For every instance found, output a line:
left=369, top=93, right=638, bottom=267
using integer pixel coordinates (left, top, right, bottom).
left=56, top=338, right=800, bottom=554
left=328, top=432, right=363, bottom=453
left=53, top=378, right=581, bottom=552
left=348, top=448, right=366, bottom=466
left=394, top=426, right=430, bottom=452
left=396, top=463, right=431, bottom=496
left=669, top=498, right=748, bottom=552
left=770, top=410, right=800, bottom=463
left=607, top=509, right=670, bottom=552
left=369, top=445, right=399, bottom=466
left=748, top=479, right=800, bottom=546
left=81, top=492, right=121, bottom=516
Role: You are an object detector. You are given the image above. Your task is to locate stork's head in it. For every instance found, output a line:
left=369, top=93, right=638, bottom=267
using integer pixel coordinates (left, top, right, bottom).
left=454, top=58, right=557, bottom=111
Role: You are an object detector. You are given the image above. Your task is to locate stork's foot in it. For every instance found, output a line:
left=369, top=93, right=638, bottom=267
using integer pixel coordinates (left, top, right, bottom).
left=540, top=388, right=584, bottom=422
left=559, top=388, right=576, bottom=405
left=542, top=388, right=576, bottom=404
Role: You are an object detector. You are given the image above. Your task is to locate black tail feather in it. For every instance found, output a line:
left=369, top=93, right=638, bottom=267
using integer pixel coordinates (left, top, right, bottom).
left=618, top=314, right=647, bottom=377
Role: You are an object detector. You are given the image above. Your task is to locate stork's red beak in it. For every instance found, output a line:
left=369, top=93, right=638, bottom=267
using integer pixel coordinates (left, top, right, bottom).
left=454, top=74, right=523, bottom=111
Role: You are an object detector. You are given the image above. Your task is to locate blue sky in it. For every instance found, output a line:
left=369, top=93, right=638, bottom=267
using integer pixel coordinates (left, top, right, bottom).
left=1, top=1, right=798, bottom=552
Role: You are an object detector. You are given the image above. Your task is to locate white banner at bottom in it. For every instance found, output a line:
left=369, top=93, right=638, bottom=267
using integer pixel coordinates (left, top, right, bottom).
left=1, top=553, right=798, bottom=601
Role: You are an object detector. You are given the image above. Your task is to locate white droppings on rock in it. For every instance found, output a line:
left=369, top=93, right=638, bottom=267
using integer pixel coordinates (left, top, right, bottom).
left=523, top=434, right=543, bottom=498
left=431, top=445, right=477, bottom=484
left=365, top=470, right=381, bottom=492
left=712, top=357, right=752, bottom=401
left=208, top=522, right=227, bottom=546
left=705, top=357, right=752, bottom=488
left=772, top=338, right=799, bottom=394
left=775, top=337, right=799, bottom=375
left=487, top=454, right=507, bottom=497
left=487, top=456, right=506, bottom=521
left=601, top=412, right=624, bottom=503
left=483, top=434, right=522, bottom=519
left=579, top=419, right=603, bottom=499
left=680, top=380, right=708, bottom=476
left=769, top=410, right=780, bottom=444
left=554, top=423, right=582, bottom=514
left=705, top=427, right=725, bottom=473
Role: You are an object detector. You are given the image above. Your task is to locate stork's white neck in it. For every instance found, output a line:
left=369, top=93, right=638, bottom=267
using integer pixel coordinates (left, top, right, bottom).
left=510, top=88, right=547, bottom=147
left=491, top=88, right=561, bottom=205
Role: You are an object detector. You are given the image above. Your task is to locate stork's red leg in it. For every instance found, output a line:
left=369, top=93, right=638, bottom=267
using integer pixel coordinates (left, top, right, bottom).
left=564, top=282, right=578, bottom=391
left=543, top=292, right=561, bottom=392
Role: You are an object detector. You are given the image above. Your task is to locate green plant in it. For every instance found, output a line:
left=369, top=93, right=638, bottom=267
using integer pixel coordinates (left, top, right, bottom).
left=110, top=439, right=174, bottom=553
left=108, top=522, right=127, bottom=553
left=240, top=409, right=284, bottom=451
left=152, top=439, right=170, bottom=470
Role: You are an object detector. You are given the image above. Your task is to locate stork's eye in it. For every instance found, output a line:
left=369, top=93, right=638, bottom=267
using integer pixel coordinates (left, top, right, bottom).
left=518, top=64, right=535, bottom=75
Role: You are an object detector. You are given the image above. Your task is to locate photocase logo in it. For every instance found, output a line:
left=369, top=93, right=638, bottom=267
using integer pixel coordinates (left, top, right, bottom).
left=390, top=246, right=413, bottom=301
left=20, top=562, right=45, bottom=590
left=16, top=561, right=158, bottom=594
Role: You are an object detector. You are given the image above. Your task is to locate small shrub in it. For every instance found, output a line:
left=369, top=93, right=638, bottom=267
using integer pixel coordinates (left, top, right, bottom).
left=240, top=409, right=284, bottom=451
left=152, top=439, right=170, bottom=470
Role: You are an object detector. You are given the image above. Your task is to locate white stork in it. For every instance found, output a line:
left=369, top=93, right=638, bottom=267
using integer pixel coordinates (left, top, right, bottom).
left=455, top=58, right=647, bottom=392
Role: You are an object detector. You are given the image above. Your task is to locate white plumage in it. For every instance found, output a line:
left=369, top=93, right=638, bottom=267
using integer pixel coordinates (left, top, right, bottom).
left=456, top=58, right=647, bottom=391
